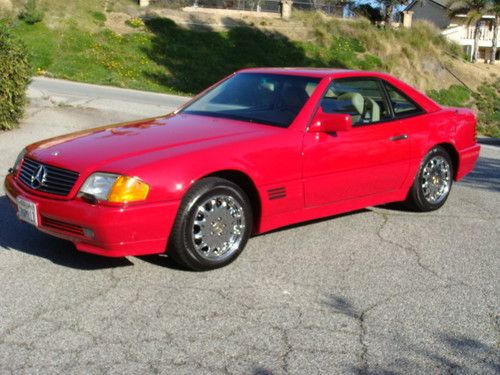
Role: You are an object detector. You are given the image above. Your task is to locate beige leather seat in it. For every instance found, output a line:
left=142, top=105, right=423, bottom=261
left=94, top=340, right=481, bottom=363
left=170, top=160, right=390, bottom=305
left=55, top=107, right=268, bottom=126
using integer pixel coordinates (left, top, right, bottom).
left=337, top=92, right=364, bottom=124
left=364, top=97, right=380, bottom=122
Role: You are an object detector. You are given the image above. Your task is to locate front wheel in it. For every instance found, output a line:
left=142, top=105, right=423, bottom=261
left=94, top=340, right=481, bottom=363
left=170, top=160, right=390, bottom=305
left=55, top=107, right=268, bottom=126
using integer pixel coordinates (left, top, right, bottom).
left=167, top=177, right=253, bottom=271
left=406, top=146, right=453, bottom=212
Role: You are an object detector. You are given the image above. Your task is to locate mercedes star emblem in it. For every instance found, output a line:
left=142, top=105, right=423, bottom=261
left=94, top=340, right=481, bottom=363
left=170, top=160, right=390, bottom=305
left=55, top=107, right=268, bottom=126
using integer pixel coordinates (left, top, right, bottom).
left=30, top=165, right=47, bottom=189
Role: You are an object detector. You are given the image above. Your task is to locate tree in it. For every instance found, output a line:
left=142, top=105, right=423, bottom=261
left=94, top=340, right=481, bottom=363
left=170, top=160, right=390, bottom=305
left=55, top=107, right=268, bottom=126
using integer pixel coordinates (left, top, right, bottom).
left=351, top=3, right=383, bottom=23
left=490, top=0, right=499, bottom=64
left=374, top=1, right=408, bottom=29
left=447, top=0, right=491, bottom=62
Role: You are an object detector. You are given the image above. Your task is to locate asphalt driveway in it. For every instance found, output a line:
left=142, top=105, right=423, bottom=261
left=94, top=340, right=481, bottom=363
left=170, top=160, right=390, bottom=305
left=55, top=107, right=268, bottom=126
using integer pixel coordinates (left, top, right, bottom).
left=0, top=79, right=498, bottom=374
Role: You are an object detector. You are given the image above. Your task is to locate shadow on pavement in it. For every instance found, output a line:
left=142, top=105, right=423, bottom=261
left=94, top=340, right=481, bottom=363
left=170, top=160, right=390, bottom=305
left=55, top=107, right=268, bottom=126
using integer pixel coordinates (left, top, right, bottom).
left=262, top=209, right=370, bottom=236
left=252, top=368, right=275, bottom=375
left=459, top=156, right=500, bottom=192
left=323, top=294, right=500, bottom=374
left=322, top=294, right=361, bottom=319
left=0, top=195, right=133, bottom=270
left=136, top=253, right=187, bottom=271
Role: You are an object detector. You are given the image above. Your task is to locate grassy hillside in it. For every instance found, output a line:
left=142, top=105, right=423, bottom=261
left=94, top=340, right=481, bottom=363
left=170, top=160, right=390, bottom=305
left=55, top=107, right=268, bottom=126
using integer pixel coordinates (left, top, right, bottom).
left=1, top=1, right=498, bottom=135
left=427, top=82, right=500, bottom=137
left=4, top=10, right=466, bottom=94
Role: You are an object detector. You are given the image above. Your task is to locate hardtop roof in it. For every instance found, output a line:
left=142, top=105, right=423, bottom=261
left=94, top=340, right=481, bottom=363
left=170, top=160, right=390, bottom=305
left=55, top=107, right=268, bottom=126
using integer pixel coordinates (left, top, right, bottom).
left=237, top=67, right=389, bottom=79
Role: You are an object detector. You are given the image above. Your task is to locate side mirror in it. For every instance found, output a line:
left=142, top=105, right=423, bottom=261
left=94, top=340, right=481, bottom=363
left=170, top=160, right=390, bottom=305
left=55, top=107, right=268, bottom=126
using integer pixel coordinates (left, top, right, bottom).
left=309, top=108, right=352, bottom=133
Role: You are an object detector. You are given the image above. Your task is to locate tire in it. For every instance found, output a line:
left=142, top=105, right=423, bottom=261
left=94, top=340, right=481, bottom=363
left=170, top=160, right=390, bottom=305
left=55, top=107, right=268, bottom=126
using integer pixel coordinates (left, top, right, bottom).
left=167, top=177, right=253, bottom=271
left=406, top=146, right=454, bottom=212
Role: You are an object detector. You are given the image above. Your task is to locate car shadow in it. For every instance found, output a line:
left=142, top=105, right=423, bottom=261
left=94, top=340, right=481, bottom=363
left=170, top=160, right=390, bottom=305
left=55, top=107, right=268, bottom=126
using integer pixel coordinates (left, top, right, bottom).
left=0, top=195, right=133, bottom=270
left=459, top=156, right=500, bottom=192
left=136, top=253, right=187, bottom=271
left=258, top=208, right=371, bottom=236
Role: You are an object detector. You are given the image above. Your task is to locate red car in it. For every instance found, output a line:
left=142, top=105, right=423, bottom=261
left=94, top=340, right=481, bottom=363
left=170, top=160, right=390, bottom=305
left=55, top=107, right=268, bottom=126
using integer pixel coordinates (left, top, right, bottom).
left=5, top=69, right=480, bottom=270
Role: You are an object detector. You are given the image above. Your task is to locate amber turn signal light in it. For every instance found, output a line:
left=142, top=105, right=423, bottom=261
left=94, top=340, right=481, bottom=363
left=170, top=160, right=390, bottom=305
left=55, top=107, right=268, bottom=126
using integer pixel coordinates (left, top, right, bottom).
left=108, top=176, right=150, bottom=203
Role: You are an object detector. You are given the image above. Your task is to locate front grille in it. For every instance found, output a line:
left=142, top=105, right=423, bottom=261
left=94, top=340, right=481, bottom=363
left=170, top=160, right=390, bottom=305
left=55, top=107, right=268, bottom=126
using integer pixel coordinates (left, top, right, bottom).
left=41, top=216, right=84, bottom=236
left=18, top=158, right=79, bottom=196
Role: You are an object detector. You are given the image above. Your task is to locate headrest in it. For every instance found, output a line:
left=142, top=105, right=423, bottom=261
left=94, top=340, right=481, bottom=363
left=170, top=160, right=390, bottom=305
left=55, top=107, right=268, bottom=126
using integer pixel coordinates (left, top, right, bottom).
left=337, top=92, right=364, bottom=114
left=364, top=97, right=380, bottom=122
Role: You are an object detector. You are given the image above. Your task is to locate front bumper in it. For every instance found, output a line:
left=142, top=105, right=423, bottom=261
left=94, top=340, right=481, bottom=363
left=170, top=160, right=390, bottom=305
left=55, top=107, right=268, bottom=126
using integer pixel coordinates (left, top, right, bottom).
left=456, top=144, right=481, bottom=181
left=4, top=174, right=180, bottom=257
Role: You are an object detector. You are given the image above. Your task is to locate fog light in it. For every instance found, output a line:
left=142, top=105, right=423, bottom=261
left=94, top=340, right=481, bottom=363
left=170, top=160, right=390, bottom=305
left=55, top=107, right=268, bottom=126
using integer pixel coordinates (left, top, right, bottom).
left=83, top=228, right=95, bottom=239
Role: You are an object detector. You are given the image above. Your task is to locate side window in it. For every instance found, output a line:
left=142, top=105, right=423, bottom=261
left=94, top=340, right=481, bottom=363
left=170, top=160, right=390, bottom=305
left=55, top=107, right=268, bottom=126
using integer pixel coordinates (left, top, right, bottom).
left=320, top=79, right=391, bottom=125
left=384, top=83, right=423, bottom=117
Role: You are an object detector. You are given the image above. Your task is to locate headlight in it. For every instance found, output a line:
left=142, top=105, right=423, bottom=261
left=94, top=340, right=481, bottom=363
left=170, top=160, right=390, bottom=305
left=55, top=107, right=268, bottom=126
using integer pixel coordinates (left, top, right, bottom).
left=13, top=149, right=27, bottom=172
left=79, top=173, right=119, bottom=201
left=79, top=173, right=150, bottom=203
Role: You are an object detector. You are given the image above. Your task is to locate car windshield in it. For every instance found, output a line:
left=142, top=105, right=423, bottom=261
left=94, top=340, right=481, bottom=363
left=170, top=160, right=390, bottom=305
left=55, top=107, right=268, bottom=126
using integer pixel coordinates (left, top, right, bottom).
left=181, top=73, right=320, bottom=128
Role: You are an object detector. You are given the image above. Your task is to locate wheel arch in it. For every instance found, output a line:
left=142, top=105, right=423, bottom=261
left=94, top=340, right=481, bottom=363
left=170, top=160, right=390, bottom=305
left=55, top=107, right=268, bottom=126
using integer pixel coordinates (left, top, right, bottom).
left=435, top=142, right=459, bottom=180
left=202, top=169, right=262, bottom=232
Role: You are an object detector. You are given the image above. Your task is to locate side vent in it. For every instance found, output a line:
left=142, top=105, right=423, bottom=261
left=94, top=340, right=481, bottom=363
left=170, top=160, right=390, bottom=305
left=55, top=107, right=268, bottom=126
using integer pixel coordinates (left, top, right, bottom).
left=267, top=187, right=286, bottom=200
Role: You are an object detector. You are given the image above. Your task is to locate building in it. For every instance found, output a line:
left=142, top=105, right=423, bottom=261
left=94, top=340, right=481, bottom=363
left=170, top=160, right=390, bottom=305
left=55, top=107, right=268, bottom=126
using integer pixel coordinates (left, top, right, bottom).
left=403, top=0, right=499, bottom=62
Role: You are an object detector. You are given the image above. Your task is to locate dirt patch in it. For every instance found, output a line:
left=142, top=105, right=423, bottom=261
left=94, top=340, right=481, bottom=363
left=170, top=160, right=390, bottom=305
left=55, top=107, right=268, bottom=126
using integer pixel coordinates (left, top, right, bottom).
left=151, top=8, right=309, bottom=37
left=105, top=12, right=139, bottom=34
left=0, top=0, right=13, bottom=13
left=447, top=61, right=500, bottom=89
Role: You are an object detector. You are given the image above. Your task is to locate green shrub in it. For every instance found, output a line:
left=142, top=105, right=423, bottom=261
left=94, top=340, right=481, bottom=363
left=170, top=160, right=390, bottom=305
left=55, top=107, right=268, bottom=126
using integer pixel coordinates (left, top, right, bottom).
left=427, top=85, right=471, bottom=107
left=473, top=80, right=500, bottom=137
left=331, top=35, right=365, bottom=54
left=18, top=0, right=44, bottom=24
left=91, top=11, right=106, bottom=24
left=0, top=22, right=31, bottom=130
left=428, top=81, right=499, bottom=137
left=357, top=54, right=383, bottom=70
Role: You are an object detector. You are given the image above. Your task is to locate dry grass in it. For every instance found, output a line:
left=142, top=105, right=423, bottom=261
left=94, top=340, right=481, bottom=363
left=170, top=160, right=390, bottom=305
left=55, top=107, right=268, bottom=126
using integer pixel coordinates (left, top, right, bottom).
left=0, top=0, right=13, bottom=13
left=289, top=11, right=477, bottom=91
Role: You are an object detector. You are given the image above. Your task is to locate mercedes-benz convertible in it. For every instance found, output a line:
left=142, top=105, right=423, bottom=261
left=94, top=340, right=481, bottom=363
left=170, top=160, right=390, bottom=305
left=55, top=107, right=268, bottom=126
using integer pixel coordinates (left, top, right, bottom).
left=4, top=68, right=480, bottom=270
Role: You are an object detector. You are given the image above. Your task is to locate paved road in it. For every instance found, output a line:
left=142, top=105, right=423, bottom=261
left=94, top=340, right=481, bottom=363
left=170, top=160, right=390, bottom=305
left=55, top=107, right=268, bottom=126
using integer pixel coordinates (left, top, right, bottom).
left=0, top=79, right=499, bottom=374
left=29, top=77, right=188, bottom=114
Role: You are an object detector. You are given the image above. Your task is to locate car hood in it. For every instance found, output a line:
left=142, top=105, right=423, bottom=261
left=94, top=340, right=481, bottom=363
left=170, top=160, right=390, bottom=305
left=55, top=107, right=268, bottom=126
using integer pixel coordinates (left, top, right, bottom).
left=27, top=114, right=264, bottom=173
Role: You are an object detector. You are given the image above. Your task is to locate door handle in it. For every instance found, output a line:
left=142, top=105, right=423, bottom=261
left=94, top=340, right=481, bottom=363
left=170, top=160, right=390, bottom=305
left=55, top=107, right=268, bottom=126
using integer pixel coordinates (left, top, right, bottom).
left=389, top=134, right=408, bottom=141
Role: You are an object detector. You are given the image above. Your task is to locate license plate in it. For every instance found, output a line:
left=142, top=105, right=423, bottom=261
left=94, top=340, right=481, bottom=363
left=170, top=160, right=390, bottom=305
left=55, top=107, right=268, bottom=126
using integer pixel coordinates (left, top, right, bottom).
left=16, top=196, right=39, bottom=227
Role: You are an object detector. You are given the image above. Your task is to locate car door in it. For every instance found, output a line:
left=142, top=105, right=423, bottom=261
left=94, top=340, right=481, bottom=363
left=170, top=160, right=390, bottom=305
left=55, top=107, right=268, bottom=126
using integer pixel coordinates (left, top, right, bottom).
left=302, top=77, right=411, bottom=207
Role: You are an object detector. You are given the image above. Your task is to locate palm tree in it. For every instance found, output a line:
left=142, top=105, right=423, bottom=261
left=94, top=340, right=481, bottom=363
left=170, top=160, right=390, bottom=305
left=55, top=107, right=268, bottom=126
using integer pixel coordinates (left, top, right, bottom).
left=447, top=0, right=491, bottom=62
left=490, top=0, right=499, bottom=64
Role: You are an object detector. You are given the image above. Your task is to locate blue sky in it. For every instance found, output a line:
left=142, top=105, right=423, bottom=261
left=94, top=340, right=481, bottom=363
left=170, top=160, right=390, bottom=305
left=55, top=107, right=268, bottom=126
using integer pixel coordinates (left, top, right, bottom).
left=353, top=0, right=408, bottom=12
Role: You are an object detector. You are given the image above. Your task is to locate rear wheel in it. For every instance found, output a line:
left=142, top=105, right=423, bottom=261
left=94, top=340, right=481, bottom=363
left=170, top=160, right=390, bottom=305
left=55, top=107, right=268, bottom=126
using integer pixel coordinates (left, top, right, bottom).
left=406, top=146, right=453, bottom=212
left=167, top=177, right=252, bottom=271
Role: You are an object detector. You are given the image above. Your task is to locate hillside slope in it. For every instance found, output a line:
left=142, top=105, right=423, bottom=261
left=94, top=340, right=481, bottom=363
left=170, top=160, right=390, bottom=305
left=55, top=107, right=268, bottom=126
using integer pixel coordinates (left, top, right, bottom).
left=2, top=1, right=498, bottom=134
left=150, top=8, right=500, bottom=92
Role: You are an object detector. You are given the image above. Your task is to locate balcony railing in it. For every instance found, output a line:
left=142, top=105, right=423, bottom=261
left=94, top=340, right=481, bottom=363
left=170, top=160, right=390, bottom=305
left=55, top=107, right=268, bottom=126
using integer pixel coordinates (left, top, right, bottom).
left=463, top=25, right=498, bottom=42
